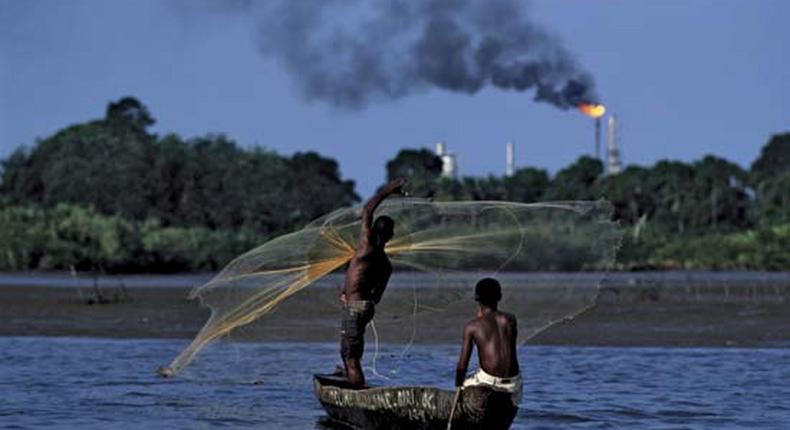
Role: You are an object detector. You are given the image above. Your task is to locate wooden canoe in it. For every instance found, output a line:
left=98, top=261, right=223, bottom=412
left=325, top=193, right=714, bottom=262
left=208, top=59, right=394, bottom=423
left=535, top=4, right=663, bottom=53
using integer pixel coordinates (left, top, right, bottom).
left=313, top=374, right=518, bottom=430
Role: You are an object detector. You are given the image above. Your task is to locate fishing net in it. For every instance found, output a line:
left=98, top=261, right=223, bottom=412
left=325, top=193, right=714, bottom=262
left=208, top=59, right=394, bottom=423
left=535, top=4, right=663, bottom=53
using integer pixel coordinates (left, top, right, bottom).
left=163, top=199, right=622, bottom=375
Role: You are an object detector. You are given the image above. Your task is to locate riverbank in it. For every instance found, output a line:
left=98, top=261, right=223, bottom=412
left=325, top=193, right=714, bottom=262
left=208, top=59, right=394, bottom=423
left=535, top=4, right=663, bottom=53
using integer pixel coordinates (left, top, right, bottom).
left=2, top=272, right=788, bottom=347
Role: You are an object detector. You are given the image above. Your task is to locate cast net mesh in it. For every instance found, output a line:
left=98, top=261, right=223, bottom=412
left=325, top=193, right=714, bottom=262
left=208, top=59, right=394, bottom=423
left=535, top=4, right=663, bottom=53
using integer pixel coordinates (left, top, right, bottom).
left=163, top=199, right=621, bottom=375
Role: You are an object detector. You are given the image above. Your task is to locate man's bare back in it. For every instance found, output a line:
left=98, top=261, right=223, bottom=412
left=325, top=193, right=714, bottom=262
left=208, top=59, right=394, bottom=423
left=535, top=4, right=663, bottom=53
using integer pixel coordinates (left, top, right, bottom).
left=344, top=247, right=392, bottom=303
left=455, top=278, right=522, bottom=405
left=463, top=310, right=520, bottom=378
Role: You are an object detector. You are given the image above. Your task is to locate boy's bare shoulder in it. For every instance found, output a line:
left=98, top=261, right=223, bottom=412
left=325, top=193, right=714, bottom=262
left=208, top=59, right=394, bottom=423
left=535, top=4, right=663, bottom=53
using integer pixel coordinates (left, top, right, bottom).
left=497, top=311, right=518, bottom=324
left=465, top=317, right=481, bottom=328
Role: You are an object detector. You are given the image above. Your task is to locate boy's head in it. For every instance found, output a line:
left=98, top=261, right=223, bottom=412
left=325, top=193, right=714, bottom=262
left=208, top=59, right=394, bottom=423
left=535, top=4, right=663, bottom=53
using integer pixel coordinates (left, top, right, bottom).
left=475, top=278, right=502, bottom=307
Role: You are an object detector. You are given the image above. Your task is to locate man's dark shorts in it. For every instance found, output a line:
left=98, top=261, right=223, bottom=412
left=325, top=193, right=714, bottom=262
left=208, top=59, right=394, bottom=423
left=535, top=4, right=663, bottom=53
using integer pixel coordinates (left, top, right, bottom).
left=340, top=300, right=375, bottom=360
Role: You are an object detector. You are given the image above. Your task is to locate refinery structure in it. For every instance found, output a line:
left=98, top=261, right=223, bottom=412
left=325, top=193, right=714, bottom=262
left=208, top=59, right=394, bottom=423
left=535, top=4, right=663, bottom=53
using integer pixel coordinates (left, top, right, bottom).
left=434, top=109, right=623, bottom=178
left=434, top=141, right=457, bottom=179
left=606, top=115, right=623, bottom=175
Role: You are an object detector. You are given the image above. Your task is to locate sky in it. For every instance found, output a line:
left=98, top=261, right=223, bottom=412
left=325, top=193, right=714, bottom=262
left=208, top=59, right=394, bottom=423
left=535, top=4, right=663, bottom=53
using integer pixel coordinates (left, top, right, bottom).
left=1, top=0, right=788, bottom=196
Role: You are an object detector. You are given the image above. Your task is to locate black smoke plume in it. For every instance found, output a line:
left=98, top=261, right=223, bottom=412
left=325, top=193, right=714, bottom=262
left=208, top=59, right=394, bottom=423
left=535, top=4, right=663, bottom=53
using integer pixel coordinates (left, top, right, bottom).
left=253, top=0, right=598, bottom=109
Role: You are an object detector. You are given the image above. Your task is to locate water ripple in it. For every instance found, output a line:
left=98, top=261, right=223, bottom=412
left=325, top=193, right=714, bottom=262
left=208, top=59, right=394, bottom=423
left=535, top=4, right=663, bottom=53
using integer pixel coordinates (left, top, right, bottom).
left=0, top=338, right=789, bottom=429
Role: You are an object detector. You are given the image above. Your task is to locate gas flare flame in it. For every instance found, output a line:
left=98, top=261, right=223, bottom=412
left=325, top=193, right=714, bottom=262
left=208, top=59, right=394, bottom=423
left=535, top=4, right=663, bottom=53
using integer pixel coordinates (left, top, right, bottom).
left=578, top=103, right=606, bottom=118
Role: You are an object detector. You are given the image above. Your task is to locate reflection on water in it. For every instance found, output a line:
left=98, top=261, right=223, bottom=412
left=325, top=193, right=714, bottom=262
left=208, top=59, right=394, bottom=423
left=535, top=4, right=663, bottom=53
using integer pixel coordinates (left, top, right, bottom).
left=1, top=337, right=789, bottom=429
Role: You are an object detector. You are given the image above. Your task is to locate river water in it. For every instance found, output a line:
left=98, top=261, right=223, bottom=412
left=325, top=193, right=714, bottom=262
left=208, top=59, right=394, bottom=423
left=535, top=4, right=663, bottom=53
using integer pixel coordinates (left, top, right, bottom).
left=1, top=337, right=788, bottom=429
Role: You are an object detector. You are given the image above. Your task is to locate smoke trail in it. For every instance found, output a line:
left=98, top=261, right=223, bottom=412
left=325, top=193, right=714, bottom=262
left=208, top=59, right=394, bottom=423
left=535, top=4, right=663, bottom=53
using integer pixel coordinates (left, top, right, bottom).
left=254, top=0, right=597, bottom=109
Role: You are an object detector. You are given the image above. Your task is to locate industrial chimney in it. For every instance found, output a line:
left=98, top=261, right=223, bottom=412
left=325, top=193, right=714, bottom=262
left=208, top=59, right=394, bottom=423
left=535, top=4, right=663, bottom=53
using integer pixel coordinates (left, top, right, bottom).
left=606, top=115, right=622, bottom=175
left=435, top=141, right=458, bottom=179
left=435, top=141, right=446, bottom=157
left=505, top=141, right=515, bottom=177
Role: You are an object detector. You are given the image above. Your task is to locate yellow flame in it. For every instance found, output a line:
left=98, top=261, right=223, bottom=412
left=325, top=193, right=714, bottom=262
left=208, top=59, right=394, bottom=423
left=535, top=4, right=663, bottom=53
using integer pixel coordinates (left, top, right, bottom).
left=578, top=103, right=606, bottom=118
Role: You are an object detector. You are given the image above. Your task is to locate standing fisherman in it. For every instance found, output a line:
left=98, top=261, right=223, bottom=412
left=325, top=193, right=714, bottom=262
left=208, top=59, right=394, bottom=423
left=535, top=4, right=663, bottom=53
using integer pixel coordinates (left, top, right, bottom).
left=340, top=177, right=406, bottom=388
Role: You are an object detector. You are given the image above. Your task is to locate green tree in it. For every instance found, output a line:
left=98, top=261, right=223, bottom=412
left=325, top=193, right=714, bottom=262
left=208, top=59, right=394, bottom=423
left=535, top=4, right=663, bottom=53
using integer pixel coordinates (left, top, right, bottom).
left=145, top=134, right=191, bottom=225
left=288, top=152, right=359, bottom=225
left=41, top=204, right=138, bottom=271
left=598, top=166, right=652, bottom=225
left=385, top=149, right=443, bottom=197
left=457, top=176, right=506, bottom=201
left=504, top=168, right=549, bottom=203
left=434, top=177, right=466, bottom=201
left=0, top=97, right=361, bottom=236
left=645, top=160, right=694, bottom=234
left=0, top=205, right=49, bottom=269
left=543, top=156, right=603, bottom=200
left=0, top=147, right=33, bottom=198
left=1, top=122, right=154, bottom=219
left=687, top=156, right=751, bottom=230
left=753, top=173, right=790, bottom=223
left=751, top=133, right=790, bottom=182
left=751, top=133, right=790, bottom=223
left=106, top=96, right=155, bottom=130
left=0, top=97, right=159, bottom=219
left=170, top=134, right=248, bottom=229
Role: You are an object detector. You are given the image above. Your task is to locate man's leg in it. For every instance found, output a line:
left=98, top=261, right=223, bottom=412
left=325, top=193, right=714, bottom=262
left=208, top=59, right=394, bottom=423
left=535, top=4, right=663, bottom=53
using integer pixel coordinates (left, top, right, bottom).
left=340, top=305, right=355, bottom=378
left=345, top=357, right=365, bottom=387
left=339, top=337, right=348, bottom=376
left=347, top=329, right=366, bottom=387
left=341, top=308, right=366, bottom=387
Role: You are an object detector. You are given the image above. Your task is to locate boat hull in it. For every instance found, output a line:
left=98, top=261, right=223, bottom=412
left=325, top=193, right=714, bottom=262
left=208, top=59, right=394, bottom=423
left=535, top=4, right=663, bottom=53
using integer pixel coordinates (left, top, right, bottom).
left=313, top=374, right=518, bottom=430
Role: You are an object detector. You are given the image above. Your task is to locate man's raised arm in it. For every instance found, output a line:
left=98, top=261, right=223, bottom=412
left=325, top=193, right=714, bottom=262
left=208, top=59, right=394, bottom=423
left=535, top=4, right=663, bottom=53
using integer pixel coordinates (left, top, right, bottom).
left=361, top=178, right=406, bottom=228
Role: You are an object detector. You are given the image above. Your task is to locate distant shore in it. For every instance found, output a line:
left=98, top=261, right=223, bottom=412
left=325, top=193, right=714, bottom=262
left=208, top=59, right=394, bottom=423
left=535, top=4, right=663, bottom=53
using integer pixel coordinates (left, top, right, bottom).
left=1, top=271, right=788, bottom=347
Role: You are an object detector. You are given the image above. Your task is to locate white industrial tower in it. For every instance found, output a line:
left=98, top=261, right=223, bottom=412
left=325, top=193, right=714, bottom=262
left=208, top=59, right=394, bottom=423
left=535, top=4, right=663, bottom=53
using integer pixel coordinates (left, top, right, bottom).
left=435, top=141, right=458, bottom=179
left=606, top=115, right=623, bottom=175
left=505, top=141, right=515, bottom=177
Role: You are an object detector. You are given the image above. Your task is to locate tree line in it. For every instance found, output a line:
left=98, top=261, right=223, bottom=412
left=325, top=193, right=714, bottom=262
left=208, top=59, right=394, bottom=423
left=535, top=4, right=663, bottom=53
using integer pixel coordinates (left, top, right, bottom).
left=0, top=97, right=358, bottom=271
left=1, top=97, right=788, bottom=271
left=385, top=135, right=789, bottom=270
